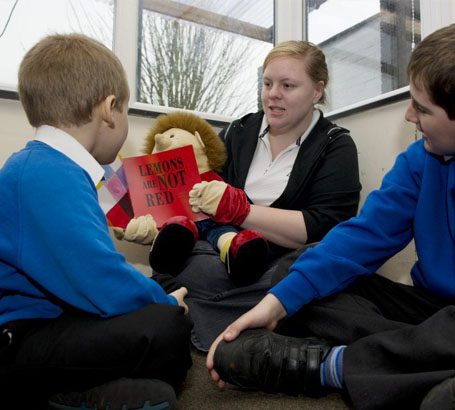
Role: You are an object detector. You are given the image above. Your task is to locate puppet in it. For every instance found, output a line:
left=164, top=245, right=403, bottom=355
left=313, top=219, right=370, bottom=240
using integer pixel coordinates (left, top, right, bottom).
left=114, top=111, right=268, bottom=286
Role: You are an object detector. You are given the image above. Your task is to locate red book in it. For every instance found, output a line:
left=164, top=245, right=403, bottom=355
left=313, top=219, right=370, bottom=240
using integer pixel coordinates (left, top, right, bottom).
left=122, top=145, right=208, bottom=228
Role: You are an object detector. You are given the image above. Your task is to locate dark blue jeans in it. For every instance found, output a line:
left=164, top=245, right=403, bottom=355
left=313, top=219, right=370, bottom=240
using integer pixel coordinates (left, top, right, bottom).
left=196, top=219, right=239, bottom=250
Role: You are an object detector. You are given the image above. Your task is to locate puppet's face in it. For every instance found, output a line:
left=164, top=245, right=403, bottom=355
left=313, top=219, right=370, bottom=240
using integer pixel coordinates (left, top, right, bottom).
left=153, top=128, right=197, bottom=152
left=152, top=128, right=210, bottom=173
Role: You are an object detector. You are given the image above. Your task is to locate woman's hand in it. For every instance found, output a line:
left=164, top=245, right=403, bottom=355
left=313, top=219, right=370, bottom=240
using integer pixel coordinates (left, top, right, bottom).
left=169, top=287, right=189, bottom=315
left=206, top=293, right=287, bottom=387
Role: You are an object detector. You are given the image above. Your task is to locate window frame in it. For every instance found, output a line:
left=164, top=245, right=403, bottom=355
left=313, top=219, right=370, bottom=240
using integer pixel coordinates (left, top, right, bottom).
left=1, top=0, right=453, bottom=122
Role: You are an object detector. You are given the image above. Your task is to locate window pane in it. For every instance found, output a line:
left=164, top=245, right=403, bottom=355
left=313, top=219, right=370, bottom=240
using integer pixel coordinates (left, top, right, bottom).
left=138, top=0, right=274, bottom=117
left=307, top=0, right=420, bottom=112
left=0, top=0, right=114, bottom=88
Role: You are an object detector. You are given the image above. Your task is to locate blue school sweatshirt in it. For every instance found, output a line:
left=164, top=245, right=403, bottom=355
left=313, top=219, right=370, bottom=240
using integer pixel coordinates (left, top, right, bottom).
left=271, top=139, right=455, bottom=316
left=0, top=140, right=177, bottom=327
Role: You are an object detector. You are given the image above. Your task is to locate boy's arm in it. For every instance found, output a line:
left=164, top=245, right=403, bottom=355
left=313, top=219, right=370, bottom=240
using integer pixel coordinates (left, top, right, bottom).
left=18, top=157, right=177, bottom=317
left=271, top=142, right=424, bottom=316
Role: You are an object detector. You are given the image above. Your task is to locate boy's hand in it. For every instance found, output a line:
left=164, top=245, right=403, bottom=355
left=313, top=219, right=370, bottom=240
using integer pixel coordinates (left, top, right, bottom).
left=189, top=181, right=250, bottom=226
left=169, top=287, right=189, bottom=314
left=112, top=215, right=158, bottom=245
left=206, top=293, right=287, bottom=387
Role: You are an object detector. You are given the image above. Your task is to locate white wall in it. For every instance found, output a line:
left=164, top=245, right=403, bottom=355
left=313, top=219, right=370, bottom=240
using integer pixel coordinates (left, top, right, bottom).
left=0, top=98, right=160, bottom=165
left=336, top=100, right=417, bottom=207
left=335, top=100, right=417, bottom=285
left=0, top=97, right=417, bottom=282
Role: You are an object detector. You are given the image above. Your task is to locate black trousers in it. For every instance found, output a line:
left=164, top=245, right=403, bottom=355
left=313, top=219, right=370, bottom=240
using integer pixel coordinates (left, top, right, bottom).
left=276, top=272, right=455, bottom=410
left=155, top=241, right=455, bottom=409
left=0, top=303, right=193, bottom=409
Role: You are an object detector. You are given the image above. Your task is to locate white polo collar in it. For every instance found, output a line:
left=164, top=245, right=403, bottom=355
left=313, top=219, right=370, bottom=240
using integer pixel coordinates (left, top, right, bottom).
left=259, top=109, right=321, bottom=146
left=34, top=125, right=105, bottom=186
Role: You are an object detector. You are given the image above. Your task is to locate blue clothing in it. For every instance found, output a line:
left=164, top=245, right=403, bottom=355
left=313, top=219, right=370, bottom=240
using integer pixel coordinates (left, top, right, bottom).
left=271, top=139, right=455, bottom=316
left=196, top=219, right=239, bottom=250
left=0, top=140, right=177, bottom=327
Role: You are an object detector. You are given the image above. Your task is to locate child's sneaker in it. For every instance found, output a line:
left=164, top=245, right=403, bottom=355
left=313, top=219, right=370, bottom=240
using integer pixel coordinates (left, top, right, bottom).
left=420, top=376, right=455, bottom=410
left=48, top=377, right=177, bottom=410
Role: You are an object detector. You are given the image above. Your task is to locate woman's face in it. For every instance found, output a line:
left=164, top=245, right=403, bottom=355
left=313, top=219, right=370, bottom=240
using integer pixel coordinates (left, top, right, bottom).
left=261, top=56, right=323, bottom=136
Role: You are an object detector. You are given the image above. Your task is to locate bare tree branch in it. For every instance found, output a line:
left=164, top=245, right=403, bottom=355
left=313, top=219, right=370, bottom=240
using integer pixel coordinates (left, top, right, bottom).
left=139, top=12, right=269, bottom=117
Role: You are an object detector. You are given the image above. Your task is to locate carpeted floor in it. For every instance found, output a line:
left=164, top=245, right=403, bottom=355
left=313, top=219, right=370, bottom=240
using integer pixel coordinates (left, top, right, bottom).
left=176, top=347, right=354, bottom=409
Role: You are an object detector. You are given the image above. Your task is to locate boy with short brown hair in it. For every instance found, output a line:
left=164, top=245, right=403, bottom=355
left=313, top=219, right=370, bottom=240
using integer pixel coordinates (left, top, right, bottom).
left=0, top=33, right=192, bottom=410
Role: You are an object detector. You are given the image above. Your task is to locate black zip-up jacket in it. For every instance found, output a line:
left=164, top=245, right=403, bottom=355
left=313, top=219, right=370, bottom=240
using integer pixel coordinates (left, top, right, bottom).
left=219, top=110, right=361, bottom=259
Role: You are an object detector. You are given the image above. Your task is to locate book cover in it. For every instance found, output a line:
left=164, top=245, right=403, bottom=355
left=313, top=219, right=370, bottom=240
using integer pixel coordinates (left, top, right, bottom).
left=122, top=145, right=208, bottom=228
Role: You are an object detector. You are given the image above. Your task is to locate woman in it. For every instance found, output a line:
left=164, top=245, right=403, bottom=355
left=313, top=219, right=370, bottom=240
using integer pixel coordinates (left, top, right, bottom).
left=153, top=40, right=361, bottom=351
left=218, top=40, right=360, bottom=257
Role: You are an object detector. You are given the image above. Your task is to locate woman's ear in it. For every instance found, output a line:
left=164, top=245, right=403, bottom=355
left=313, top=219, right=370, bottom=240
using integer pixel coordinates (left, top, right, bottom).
left=313, top=81, right=325, bottom=104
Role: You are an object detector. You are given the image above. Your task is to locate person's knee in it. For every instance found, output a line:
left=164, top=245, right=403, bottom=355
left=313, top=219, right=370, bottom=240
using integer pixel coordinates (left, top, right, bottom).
left=135, top=303, right=192, bottom=344
left=125, top=304, right=193, bottom=386
left=145, top=304, right=193, bottom=385
left=157, top=305, right=193, bottom=350
left=112, top=304, right=192, bottom=359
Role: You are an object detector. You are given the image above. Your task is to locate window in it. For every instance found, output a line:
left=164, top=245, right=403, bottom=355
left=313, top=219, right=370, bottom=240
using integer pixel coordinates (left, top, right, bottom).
left=137, top=0, right=274, bottom=118
left=307, top=0, right=421, bottom=112
left=1, top=1, right=452, bottom=119
left=0, top=0, right=114, bottom=89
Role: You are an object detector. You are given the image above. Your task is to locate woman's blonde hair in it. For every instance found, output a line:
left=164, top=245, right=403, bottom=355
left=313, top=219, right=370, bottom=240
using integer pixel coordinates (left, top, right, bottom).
left=263, top=40, right=328, bottom=104
left=19, top=33, right=129, bottom=127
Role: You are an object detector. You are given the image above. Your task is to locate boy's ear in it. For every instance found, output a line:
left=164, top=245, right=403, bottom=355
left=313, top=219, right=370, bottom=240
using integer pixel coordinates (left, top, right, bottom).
left=99, top=95, right=116, bottom=128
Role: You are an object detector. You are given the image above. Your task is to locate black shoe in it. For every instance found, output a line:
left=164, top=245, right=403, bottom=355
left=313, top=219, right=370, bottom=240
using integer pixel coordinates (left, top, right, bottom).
left=149, top=217, right=197, bottom=276
left=227, top=230, right=269, bottom=287
left=213, top=328, right=332, bottom=397
left=48, top=378, right=177, bottom=410
left=420, top=376, right=455, bottom=410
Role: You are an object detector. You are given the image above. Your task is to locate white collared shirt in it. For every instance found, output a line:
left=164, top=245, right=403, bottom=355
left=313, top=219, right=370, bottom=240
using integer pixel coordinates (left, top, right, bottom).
left=34, top=125, right=104, bottom=186
left=244, top=110, right=320, bottom=206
